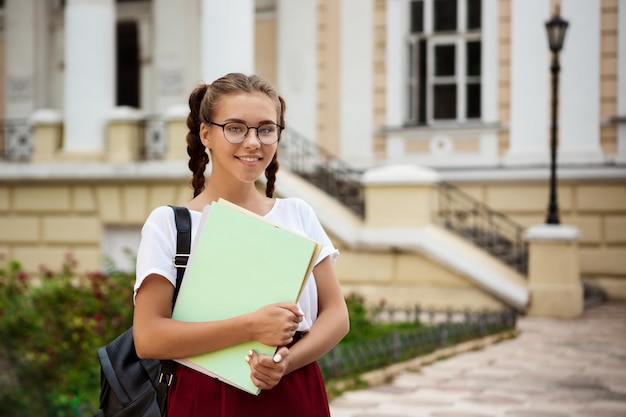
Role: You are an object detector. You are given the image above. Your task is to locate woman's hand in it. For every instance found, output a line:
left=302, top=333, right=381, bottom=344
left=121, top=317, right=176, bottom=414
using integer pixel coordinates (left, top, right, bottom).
left=248, top=303, right=303, bottom=347
left=246, top=346, right=290, bottom=390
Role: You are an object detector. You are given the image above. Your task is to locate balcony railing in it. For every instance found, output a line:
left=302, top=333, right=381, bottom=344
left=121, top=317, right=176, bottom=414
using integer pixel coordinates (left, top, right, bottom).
left=1, top=119, right=32, bottom=161
left=142, top=116, right=167, bottom=160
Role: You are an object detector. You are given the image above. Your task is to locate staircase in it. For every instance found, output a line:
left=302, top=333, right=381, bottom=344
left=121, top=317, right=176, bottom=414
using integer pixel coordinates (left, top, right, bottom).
left=279, top=129, right=529, bottom=276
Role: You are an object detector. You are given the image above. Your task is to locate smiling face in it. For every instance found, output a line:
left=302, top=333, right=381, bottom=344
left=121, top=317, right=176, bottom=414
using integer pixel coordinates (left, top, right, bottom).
left=200, top=92, right=279, bottom=186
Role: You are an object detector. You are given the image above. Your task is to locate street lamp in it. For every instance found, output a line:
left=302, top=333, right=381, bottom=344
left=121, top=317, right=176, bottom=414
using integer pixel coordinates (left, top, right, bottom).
left=544, top=6, right=569, bottom=225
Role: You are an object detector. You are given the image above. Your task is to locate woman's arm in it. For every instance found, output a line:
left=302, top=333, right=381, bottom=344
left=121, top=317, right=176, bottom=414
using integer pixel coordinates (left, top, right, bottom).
left=247, top=256, right=349, bottom=389
left=133, top=274, right=303, bottom=360
left=286, top=256, right=350, bottom=371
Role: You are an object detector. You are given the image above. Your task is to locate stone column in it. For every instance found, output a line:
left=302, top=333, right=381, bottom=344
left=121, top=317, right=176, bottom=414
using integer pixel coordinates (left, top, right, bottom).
left=525, top=224, right=583, bottom=318
left=63, top=0, right=115, bottom=155
left=105, top=107, right=144, bottom=163
left=201, top=0, right=254, bottom=83
left=276, top=0, right=317, bottom=142
left=30, top=109, right=63, bottom=162
left=362, top=165, right=440, bottom=228
left=164, top=105, right=190, bottom=161
left=559, top=0, right=604, bottom=164
left=504, top=0, right=551, bottom=165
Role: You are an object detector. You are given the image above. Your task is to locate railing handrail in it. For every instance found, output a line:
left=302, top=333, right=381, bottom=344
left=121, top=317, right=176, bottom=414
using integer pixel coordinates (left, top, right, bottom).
left=437, top=181, right=529, bottom=275
left=279, top=129, right=365, bottom=217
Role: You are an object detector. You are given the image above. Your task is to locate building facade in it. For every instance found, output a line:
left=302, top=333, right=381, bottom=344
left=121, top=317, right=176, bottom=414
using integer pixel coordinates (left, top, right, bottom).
left=1, top=0, right=625, bottom=309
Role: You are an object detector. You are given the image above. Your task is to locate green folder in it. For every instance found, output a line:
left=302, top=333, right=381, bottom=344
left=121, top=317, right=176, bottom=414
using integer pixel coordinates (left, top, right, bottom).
left=171, top=199, right=321, bottom=395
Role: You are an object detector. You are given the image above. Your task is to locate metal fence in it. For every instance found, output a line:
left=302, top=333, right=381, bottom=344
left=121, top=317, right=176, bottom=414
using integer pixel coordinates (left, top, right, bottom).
left=319, top=307, right=517, bottom=380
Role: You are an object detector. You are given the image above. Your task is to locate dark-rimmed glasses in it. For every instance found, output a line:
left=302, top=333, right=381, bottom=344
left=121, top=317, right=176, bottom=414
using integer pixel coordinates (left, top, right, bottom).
left=209, top=121, right=283, bottom=145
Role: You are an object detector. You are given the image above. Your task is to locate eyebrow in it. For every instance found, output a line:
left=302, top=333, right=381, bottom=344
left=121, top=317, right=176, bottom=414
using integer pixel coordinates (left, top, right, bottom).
left=221, top=118, right=278, bottom=126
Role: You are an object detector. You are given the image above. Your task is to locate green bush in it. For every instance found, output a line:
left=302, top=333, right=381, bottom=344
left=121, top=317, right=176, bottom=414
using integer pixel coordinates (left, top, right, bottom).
left=342, top=292, right=422, bottom=343
left=0, top=255, right=135, bottom=417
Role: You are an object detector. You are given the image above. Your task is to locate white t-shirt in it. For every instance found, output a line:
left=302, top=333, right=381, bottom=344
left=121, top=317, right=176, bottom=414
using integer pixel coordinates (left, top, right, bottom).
left=134, top=197, right=339, bottom=332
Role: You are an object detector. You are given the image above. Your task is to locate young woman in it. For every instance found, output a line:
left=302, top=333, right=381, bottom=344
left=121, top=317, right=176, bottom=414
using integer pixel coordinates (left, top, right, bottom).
left=132, top=73, right=350, bottom=416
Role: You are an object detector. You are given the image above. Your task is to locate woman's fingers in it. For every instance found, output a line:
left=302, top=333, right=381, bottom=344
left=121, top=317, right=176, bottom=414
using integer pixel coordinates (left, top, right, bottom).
left=246, top=347, right=290, bottom=390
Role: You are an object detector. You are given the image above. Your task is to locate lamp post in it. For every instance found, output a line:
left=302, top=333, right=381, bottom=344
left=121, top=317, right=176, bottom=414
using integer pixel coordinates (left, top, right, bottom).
left=544, top=7, right=569, bottom=225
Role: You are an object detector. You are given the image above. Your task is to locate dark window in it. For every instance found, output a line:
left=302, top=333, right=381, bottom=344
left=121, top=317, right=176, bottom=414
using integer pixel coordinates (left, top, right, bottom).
left=434, top=0, right=457, bottom=32
left=466, top=41, right=481, bottom=76
left=410, top=0, right=424, bottom=33
left=467, top=0, right=482, bottom=29
left=434, top=84, right=457, bottom=119
left=466, top=83, right=481, bottom=118
left=116, top=21, right=140, bottom=108
left=435, top=44, right=456, bottom=76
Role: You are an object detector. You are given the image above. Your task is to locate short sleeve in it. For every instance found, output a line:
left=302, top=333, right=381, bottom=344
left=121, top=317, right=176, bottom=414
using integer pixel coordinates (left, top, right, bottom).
left=133, top=206, right=178, bottom=303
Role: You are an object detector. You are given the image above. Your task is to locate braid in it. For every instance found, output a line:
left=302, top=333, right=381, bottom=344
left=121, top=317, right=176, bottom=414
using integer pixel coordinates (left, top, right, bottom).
left=186, top=84, right=210, bottom=197
left=264, top=95, right=286, bottom=198
left=265, top=151, right=279, bottom=197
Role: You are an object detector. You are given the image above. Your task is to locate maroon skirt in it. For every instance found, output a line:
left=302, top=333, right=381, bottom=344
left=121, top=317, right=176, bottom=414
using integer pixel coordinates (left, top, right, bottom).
left=166, top=355, right=330, bottom=417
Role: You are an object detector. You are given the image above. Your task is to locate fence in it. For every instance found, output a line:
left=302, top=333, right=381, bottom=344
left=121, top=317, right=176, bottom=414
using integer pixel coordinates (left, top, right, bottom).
left=319, top=307, right=517, bottom=380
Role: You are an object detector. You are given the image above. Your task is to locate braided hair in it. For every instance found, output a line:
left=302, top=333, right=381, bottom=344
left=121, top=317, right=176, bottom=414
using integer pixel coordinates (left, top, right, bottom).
left=185, top=73, right=286, bottom=198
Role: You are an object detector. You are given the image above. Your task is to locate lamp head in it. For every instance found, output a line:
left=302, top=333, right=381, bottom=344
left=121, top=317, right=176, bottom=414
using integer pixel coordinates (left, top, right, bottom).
left=545, top=6, right=569, bottom=53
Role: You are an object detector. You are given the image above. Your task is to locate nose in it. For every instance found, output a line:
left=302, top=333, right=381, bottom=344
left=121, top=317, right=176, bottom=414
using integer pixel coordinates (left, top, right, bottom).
left=242, top=128, right=262, bottom=147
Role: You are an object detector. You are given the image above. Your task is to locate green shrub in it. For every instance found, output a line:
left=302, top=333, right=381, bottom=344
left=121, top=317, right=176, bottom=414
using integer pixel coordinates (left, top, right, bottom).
left=0, top=255, right=135, bottom=417
left=342, top=292, right=422, bottom=343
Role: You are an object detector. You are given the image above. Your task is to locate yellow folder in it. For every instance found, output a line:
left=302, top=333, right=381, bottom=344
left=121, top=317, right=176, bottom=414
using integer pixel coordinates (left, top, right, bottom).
left=171, top=199, right=321, bottom=395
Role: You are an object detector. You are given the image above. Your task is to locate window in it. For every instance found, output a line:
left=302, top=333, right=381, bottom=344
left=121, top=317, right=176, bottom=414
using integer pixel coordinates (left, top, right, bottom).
left=407, top=0, right=482, bottom=125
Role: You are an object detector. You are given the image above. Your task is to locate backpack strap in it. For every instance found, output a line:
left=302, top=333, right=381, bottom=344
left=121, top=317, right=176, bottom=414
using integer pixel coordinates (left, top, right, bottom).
left=170, top=205, right=192, bottom=307
left=157, top=205, right=191, bottom=414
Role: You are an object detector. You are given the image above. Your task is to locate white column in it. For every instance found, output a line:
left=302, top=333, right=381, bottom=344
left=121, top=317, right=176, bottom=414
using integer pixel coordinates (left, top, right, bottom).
left=616, top=0, right=626, bottom=164
left=63, top=0, right=115, bottom=153
left=201, top=0, right=254, bottom=83
left=153, top=0, right=201, bottom=114
left=340, top=0, right=374, bottom=166
left=559, top=0, right=604, bottom=164
left=505, top=0, right=551, bottom=165
left=4, top=0, right=49, bottom=118
left=276, top=0, right=317, bottom=141
left=385, top=0, right=406, bottom=160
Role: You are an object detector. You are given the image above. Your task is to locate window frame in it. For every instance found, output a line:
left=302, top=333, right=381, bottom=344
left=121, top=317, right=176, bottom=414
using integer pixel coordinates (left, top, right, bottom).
left=405, top=0, right=482, bottom=126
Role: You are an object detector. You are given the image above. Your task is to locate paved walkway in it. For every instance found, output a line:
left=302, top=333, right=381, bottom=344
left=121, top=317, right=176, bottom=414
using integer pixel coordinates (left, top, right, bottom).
left=329, top=302, right=626, bottom=417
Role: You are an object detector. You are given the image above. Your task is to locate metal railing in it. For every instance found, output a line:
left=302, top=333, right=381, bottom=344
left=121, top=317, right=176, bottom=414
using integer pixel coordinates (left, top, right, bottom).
left=437, top=182, right=529, bottom=275
left=279, top=131, right=528, bottom=275
left=319, top=306, right=517, bottom=380
left=279, top=129, right=365, bottom=217
left=1, top=119, right=33, bottom=161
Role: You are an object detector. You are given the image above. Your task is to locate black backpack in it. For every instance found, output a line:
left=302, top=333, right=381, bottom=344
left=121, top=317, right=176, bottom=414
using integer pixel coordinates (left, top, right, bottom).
left=95, top=206, right=191, bottom=417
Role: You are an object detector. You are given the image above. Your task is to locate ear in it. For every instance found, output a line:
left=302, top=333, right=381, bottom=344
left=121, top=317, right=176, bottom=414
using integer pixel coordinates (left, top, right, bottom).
left=200, top=123, right=211, bottom=148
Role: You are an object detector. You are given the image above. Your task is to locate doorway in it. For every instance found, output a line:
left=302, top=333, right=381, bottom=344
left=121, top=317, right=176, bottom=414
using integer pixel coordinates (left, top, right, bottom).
left=116, top=21, right=139, bottom=108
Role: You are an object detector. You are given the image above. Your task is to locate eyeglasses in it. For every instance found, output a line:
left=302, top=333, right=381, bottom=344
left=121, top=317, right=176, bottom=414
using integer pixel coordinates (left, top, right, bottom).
left=209, top=121, right=283, bottom=145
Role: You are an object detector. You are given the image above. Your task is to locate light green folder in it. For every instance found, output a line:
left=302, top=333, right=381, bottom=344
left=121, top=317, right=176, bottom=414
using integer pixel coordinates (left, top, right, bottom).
left=171, top=199, right=321, bottom=395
